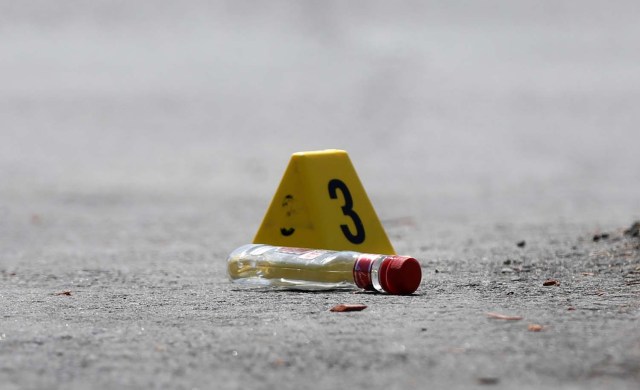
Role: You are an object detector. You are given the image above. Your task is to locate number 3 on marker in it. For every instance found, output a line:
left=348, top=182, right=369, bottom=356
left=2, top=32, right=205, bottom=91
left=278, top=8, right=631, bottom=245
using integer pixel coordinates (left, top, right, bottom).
left=328, top=179, right=366, bottom=244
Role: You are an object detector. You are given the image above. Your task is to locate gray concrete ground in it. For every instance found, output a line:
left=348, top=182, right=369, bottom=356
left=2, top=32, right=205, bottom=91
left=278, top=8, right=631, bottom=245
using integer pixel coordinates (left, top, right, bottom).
left=1, top=1, right=639, bottom=389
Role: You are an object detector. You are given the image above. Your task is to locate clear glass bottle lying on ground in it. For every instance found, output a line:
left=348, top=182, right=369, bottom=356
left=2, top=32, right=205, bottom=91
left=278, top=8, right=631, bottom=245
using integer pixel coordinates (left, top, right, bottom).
left=227, top=244, right=422, bottom=295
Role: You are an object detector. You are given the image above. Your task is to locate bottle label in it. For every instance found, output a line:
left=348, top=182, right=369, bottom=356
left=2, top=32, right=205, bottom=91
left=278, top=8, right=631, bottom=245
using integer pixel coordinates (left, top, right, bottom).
left=353, top=254, right=379, bottom=290
left=247, top=245, right=273, bottom=256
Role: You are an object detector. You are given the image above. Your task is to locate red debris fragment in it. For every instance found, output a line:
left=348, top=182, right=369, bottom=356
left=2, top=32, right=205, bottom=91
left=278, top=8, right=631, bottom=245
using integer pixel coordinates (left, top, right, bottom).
left=329, top=304, right=367, bottom=312
left=486, top=312, right=523, bottom=321
left=543, top=279, right=560, bottom=286
left=528, top=324, right=544, bottom=332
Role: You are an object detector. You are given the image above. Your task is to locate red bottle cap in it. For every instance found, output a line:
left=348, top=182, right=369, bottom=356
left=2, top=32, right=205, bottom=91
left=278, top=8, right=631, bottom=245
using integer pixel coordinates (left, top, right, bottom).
left=379, top=256, right=422, bottom=295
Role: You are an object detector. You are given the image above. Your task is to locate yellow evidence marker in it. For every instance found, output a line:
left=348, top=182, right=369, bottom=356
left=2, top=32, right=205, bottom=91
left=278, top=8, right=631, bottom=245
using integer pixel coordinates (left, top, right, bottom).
left=253, top=149, right=396, bottom=254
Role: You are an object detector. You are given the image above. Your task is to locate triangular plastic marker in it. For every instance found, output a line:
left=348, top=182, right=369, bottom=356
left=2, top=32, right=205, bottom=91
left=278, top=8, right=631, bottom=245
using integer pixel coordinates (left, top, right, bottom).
left=253, top=149, right=396, bottom=254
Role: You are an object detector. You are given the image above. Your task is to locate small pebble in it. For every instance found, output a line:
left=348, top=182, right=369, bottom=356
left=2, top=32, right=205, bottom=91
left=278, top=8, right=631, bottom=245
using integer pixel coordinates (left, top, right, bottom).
left=477, top=377, right=499, bottom=385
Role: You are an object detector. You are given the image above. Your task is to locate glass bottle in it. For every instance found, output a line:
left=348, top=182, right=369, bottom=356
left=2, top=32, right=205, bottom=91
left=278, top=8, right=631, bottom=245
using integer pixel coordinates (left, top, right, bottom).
left=227, top=244, right=422, bottom=295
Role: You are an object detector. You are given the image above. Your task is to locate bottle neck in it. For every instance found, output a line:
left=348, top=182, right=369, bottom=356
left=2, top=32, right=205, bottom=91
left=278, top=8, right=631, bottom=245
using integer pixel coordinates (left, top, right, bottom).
left=352, top=254, right=385, bottom=292
left=353, top=254, right=423, bottom=294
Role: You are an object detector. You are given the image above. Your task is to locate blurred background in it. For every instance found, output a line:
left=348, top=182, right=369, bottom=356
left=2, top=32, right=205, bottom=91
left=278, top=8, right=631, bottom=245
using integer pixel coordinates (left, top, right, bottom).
left=1, top=0, right=639, bottom=237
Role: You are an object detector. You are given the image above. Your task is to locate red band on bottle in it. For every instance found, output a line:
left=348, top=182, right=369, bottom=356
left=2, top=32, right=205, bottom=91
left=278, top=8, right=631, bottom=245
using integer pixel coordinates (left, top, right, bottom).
left=353, top=254, right=377, bottom=290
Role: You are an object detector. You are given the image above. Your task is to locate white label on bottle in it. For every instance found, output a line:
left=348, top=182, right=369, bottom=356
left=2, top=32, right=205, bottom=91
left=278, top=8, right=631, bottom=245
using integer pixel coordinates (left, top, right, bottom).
left=249, top=245, right=273, bottom=256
